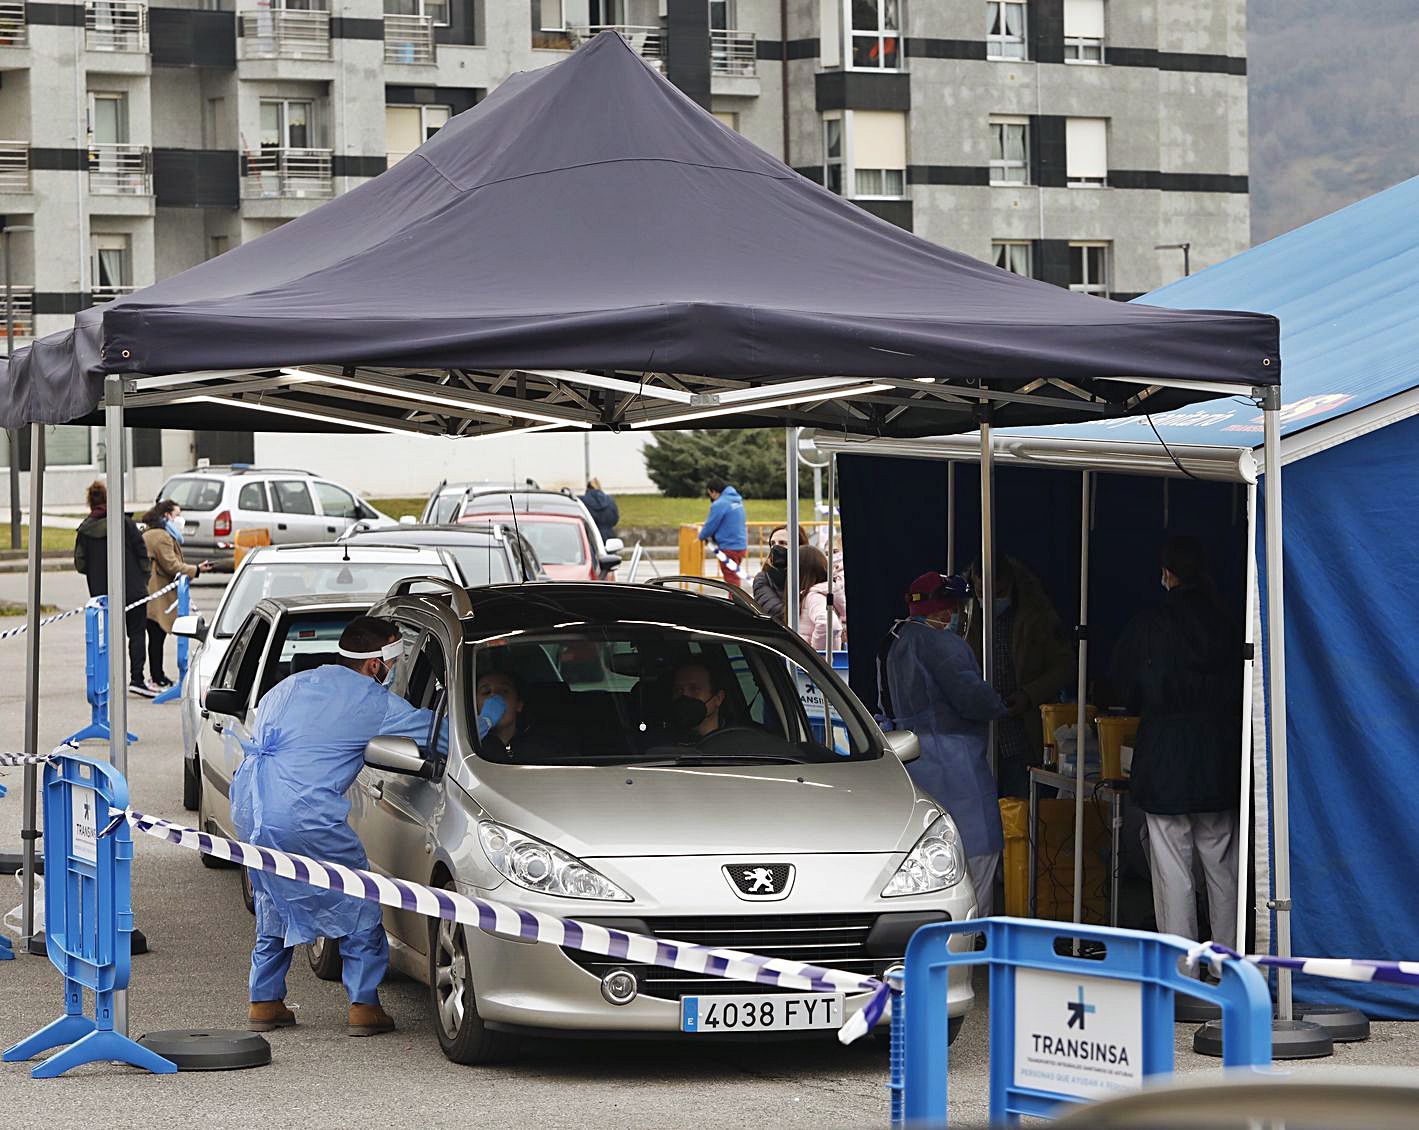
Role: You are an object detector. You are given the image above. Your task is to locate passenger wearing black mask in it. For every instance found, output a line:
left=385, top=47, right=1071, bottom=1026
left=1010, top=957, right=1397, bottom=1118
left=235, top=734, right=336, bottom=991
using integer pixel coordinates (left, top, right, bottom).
left=752, top=524, right=806, bottom=621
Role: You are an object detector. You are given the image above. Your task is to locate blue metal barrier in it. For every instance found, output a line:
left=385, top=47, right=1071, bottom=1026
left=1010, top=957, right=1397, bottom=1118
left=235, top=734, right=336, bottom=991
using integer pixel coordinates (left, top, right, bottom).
left=61, top=597, right=139, bottom=746
left=153, top=575, right=189, bottom=706
left=2, top=752, right=174, bottom=1077
left=897, top=917, right=1272, bottom=1126
left=0, top=781, right=10, bottom=959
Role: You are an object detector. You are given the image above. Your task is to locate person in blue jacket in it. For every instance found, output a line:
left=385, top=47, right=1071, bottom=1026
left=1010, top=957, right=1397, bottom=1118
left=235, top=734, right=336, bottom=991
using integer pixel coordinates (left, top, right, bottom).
left=232, top=615, right=466, bottom=1037
left=879, top=572, right=1007, bottom=915
left=698, top=476, right=748, bottom=586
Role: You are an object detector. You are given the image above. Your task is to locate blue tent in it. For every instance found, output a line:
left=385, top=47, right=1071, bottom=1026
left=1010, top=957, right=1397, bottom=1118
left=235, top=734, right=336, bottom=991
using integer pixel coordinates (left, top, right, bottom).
left=829, top=175, right=1419, bottom=1018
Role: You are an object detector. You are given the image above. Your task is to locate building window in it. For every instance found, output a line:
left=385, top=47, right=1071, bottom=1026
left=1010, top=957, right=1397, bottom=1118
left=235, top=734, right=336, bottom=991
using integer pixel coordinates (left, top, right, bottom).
left=538, top=0, right=563, bottom=30
left=261, top=99, right=314, bottom=150
left=91, top=233, right=132, bottom=302
left=1065, top=117, right=1107, bottom=187
left=1069, top=242, right=1109, bottom=296
left=386, top=0, right=448, bottom=28
left=709, top=0, right=732, bottom=30
left=1063, top=0, right=1104, bottom=62
left=824, top=110, right=907, bottom=200
left=712, top=110, right=740, bottom=132
left=989, top=116, right=1029, bottom=185
left=385, top=103, right=450, bottom=165
left=986, top=1, right=1027, bottom=60
left=0, top=427, right=93, bottom=470
left=208, top=235, right=229, bottom=260
left=992, top=240, right=1031, bottom=276
left=850, top=0, right=900, bottom=70
left=88, top=91, right=129, bottom=144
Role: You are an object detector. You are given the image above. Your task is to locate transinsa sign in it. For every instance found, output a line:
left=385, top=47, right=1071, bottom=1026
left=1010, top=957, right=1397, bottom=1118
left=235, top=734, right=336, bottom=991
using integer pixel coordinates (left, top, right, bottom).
left=1012, top=968, right=1143, bottom=1099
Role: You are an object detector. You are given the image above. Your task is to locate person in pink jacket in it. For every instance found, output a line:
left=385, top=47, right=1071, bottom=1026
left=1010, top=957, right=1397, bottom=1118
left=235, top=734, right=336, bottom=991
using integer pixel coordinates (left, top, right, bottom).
left=797, top=545, right=846, bottom=651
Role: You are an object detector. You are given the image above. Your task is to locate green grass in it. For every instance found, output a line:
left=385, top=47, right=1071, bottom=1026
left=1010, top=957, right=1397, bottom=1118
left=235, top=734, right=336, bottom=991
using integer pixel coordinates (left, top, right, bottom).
left=0, top=527, right=84, bottom=554
left=0, top=601, right=60, bottom=617
left=368, top=496, right=818, bottom=528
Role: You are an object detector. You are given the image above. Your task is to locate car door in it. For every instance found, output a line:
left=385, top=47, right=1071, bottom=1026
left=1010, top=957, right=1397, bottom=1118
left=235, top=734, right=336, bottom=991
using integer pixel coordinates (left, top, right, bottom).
left=353, top=619, right=449, bottom=952
left=311, top=480, right=363, bottom=539
left=199, top=610, right=272, bottom=834
left=267, top=479, right=327, bottom=543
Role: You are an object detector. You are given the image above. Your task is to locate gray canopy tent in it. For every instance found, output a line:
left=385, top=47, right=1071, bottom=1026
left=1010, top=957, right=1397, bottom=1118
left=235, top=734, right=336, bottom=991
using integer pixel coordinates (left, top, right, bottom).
left=0, top=32, right=1278, bottom=1034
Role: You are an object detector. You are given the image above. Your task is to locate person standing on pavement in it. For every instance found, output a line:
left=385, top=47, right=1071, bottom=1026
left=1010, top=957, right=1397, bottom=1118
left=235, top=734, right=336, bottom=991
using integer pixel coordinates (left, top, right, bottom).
left=234, top=615, right=447, bottom=1037
left=966, top=554, right=1073, bottom=798
left=73, top=479, right=156, bottom=697
left=752, top=524, right=807, bottom=620
left=698, top=476, right=747, bottom=586
left=139, top=499, right=211, bottom=689
left=1109, top=536, right=1241, bottom=948
left=879, top=573, right=1007, bottom=915
left=581, top=478, right=619, bottom=543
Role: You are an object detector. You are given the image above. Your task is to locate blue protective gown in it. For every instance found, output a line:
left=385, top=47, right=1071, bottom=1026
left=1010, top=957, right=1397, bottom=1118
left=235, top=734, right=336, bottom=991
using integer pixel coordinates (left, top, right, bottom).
left=232, top=663, right=440, bottom=1003
left=884, top=618, right=1008, bottom=857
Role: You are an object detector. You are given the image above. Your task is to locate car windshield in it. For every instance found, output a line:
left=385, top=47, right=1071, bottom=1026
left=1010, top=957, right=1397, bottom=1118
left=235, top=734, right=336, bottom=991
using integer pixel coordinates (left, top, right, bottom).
left=465, top=625, right=874, bottom=766
left=513, top=519, right=585, bottom=566
left=442, top=545, right=514, bottom=584
left=462, top=493, right=580, bottom=517
left=215, top=560, right=452, bottom=637
left=160, top=476, right=223, bottom=512
left=430, top=495, right=461, bottom=524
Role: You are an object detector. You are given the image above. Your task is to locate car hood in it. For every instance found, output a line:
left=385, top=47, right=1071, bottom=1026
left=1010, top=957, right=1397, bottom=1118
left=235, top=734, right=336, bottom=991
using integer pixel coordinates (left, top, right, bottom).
left=457, top=756, right=930, bottom=857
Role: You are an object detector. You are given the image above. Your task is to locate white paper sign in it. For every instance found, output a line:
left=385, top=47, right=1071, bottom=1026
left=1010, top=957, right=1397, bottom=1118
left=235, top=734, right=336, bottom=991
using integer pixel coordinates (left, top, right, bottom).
left=1013, top=968, right=1142, bottom=1099
left=70, top=784, right=98, bottom=864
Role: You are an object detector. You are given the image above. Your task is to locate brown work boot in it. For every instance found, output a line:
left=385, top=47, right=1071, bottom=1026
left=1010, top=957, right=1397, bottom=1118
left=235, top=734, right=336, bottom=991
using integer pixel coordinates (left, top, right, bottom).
left=248, top=1000, right=296, bottom=1032
left=347, top=1002, right=396, bottom=1037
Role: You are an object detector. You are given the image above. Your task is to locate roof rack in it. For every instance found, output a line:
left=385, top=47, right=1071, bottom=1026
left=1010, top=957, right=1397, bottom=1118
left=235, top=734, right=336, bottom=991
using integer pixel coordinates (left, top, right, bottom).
left=184, top=464, right=315, bottom=476
left=385, top=575, right=475, bottom=620
left=642, top=575, right=767, bottom=617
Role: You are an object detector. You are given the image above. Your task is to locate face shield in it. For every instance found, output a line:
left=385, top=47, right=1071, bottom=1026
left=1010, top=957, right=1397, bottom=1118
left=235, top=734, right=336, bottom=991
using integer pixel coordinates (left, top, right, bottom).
left=337, top=638, right=403, bottom=684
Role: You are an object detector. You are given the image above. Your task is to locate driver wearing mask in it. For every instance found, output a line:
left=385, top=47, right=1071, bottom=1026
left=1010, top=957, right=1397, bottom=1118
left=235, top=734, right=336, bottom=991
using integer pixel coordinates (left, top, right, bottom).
left=667, top=662, right=730, bottom=740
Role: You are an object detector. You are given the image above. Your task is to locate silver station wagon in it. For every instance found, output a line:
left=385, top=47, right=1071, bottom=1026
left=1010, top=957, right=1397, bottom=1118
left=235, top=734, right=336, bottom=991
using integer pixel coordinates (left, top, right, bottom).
left=194, top=579, right=978, bottom=1063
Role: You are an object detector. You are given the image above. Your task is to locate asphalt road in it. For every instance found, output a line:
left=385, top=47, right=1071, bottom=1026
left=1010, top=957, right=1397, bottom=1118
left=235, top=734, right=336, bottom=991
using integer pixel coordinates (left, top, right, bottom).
left=0, top=572, right=1414, bottom=1129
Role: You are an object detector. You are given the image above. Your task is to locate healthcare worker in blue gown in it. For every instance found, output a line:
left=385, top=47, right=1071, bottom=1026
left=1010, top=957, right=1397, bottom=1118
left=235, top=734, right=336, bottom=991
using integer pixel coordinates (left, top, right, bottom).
left=879, top=573, right=1007, bottom=915
left=232, top=615, right=465, bottom=1037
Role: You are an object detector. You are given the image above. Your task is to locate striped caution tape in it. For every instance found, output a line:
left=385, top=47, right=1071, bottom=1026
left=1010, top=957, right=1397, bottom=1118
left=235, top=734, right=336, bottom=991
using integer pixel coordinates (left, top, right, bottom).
left=110, top=807, right=891, bottom=1043
left=707, top=541, right=743, bottom=575
left=0, top=577, right=184, bottom=645
left=0, top=742, right=77, bottom=768
left=1188, top=941, right=1419, bottom=989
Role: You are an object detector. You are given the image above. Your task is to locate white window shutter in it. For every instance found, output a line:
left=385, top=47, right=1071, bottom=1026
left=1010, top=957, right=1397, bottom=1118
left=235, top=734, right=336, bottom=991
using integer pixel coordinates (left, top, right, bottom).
left=852, top=111, right=907, bottom=169
left=820, top=0, right=841, bottom=67
left=1064, top=0, right=1105, bottom=39
left=385, top=106, right=423, bottom=163
left=1065, top=117, right=1108, bottom=180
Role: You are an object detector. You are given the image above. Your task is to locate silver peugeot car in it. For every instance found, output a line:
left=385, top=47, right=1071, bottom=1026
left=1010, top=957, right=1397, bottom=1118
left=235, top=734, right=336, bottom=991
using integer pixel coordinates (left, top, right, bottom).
left=196, top=578, right=978, bottom=1063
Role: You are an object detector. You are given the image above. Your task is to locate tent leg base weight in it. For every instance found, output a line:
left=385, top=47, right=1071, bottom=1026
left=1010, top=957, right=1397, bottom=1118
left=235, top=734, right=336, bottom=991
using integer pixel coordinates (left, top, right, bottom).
left=137, top=1030, right=271, bottom=1071
left=25, top=931, right=46, bottom=956
left=1295, top=1003, right=1370, bottom=1043
left=131, top=927, right=148, bottom=956
left=1193, top=1017, right=1334, bottom=1060
left=1174, top=993, right=1221, bottom=1024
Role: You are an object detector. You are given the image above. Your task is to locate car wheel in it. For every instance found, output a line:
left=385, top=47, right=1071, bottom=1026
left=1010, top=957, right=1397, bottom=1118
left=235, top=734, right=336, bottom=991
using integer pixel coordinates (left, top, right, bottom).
left=182, top=753, right=200, bottom=811
left=240, top=865, right=256, bottom=915
left=306, top=936, right=342, bottom=981
left=428, top=889, right=515, bottom=1065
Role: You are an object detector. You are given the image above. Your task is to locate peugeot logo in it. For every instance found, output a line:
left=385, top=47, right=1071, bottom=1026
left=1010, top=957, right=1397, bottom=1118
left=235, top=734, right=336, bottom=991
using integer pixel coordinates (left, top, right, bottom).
left=724, top=863, right=794, bottom=901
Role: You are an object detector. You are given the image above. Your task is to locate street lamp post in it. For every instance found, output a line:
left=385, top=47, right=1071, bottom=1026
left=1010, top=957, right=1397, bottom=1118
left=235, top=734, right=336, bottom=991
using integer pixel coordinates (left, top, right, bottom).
left=1154, top=241, right=1192, bottom=278
left=4, top=224, right=35, bottom=551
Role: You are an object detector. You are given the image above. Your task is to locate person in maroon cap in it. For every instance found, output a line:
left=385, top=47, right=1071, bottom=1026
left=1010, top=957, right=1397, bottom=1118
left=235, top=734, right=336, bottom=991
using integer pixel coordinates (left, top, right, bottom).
left=877, top=572, right=1007, bottom=915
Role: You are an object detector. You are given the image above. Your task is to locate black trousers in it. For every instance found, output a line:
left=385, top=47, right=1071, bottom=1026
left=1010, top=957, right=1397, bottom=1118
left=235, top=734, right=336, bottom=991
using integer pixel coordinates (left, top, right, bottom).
left=146, top=619, right=169, bottom=682
left=125, top=603, right=148, bottom=685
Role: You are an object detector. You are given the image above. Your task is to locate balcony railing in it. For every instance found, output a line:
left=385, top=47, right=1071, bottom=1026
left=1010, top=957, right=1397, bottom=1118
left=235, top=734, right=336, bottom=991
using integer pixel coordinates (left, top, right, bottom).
left=91, top=284, right=136, bottom=303
left=0, top=141, right=30, bottom=191
left=711, top=29, right=756, bottom=76
left=383, top=13, right=433, bottom=64
left=0, top=1, right=27, bottom=46
left=570, top=24, right=661, bottom=60
left=85, top=0, right=148, bottom=52
left=238, top=9, right=331, bottom=61
left=0, top=284, right=34, bottom=337
left=88, top=143, right=152, bottom=195
left=243, top=147, right=333, bottom=199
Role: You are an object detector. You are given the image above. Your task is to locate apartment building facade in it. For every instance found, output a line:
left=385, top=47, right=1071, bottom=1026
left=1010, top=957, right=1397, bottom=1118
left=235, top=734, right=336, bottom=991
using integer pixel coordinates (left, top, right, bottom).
left=0, top=0, right=1249, bottom=499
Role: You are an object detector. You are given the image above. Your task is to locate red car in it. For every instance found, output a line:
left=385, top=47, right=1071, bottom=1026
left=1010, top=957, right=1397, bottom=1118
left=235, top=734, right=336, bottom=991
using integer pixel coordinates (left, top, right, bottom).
left=462, top=511, right=619, bottom=581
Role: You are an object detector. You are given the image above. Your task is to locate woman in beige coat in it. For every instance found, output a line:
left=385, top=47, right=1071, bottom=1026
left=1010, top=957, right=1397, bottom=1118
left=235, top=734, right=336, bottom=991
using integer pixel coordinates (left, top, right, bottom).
left=140, top=499, right=209, bottom=688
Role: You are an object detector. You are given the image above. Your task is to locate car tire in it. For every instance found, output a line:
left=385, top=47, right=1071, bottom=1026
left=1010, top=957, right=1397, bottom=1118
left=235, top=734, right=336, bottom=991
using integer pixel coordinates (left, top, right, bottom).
left=240, top=865, right=256, bottom=915
left=428, top=883, right=515, bottom=1065
left=182, top=754, right=200, bottom=811
left=306, top=936, right=343, bottom=981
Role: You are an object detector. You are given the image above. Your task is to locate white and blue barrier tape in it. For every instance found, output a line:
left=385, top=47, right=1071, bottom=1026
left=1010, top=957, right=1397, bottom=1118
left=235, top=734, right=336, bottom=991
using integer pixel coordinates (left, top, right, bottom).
left=706, top=541, right=743, bottom=576
left=108, top=808, right=892, bottom=1044
left=0, top=577, right=185, bottom=644
left=1188, top=940, right=1419, bottom=990
left=0, top=743, right=77, bottom=768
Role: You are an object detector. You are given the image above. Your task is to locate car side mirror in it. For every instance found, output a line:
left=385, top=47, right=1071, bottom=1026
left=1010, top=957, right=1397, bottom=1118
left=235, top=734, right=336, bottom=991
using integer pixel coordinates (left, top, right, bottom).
left=603, top=537, right=625, bottom=554
left=399, top=514, right=418, bottom=525
left=364, top=735, right=434, bottom=779
left=885, top=730, right=920, bottom=764
left=598, top=555, right=622, bottom=575
left=205, top=686, right=248, bottom=717
left=173, top=613, right=208, bottom=642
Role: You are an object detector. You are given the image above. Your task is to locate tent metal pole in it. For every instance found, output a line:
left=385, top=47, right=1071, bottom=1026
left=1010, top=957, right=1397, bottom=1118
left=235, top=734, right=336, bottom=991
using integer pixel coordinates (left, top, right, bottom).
left=824, top=454, right=837, bottom=731
left=19, top=422, right=45, bottom=950
left=1072, top=470, right=1091, bottom=926
left=104, top=374, right=130, bottom=1035
left=1235, top=479, right=1259, bottom=951
left=979, top=418, right=995, bottom=780
left=785, top=427, right=800, bottom=634
left=946, top=461, right=956, bottom=574
left=1261, top=385, right=1293, bottom=1020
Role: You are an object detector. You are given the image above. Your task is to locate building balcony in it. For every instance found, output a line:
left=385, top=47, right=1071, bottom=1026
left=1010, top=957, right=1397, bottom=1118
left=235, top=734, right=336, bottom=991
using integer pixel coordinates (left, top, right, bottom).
left=0, top=1, right=27, bottom=48
left=89, top=143, right=152, bottom=195
left=711, top=29, right=755, bottom=76
left=383, top=13, right=433, bottom=65
left=570, top=24, right=661, bottom=64
left=85, top=0, right=149, bottom=53
left=91, top=284, right=136, bottom=303
left=238, top=9, right=331, bottom=61
left=243, top=147, right=333, bottom=199
left=0, top=140, right=29, bottom=191
left=1, top=284, right=34, bottom=338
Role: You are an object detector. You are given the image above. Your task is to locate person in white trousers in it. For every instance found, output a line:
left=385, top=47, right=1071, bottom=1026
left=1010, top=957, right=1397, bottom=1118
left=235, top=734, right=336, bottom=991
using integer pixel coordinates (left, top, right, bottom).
left=1111, top=536, right=1243, bottom=949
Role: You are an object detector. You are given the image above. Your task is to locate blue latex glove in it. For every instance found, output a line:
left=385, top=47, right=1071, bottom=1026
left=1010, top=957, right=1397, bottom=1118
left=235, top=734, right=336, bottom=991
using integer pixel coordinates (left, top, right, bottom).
left=476, top=694, right=507, bottom=740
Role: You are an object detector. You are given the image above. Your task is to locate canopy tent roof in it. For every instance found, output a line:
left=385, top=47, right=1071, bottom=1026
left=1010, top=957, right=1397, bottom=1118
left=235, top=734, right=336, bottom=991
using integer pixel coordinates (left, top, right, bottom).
left=0, top=32, right=1276, bottom=438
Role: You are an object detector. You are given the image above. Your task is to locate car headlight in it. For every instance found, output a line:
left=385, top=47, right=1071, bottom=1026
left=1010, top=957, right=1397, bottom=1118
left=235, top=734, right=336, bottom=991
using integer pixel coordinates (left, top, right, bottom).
left=881, top=814, right=966, bottom=897
left=477, top=821, right=632, bottom=902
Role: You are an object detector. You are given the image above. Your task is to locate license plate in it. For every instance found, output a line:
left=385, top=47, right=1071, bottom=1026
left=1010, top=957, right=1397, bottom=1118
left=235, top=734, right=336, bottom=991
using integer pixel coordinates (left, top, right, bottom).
left=680, top=992, right=843, bottom=1033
